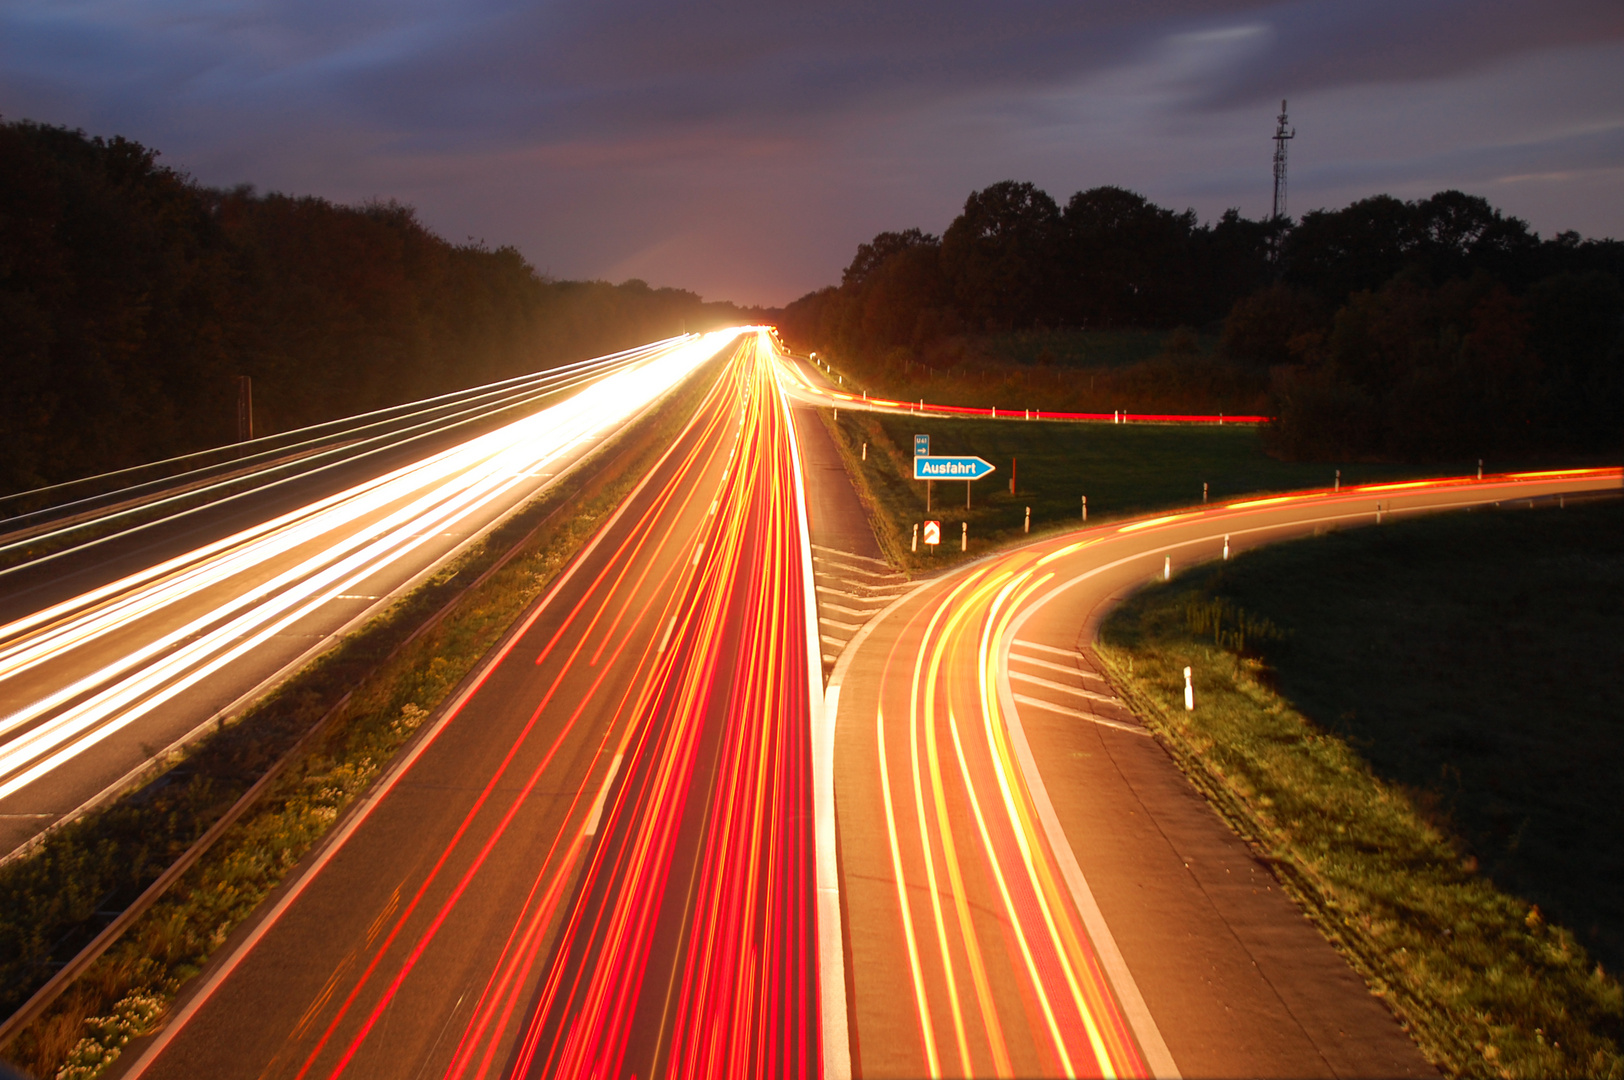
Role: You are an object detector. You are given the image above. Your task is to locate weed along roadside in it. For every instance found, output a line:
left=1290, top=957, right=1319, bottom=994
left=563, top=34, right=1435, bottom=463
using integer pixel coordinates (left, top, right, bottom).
left=0, top=355, right=726, bottom=1080
left=1096, top=500, right=1624, bottom=1079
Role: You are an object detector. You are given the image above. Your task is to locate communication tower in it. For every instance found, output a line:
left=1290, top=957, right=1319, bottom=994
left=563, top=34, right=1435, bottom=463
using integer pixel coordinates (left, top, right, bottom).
left=1271, top=99, right=1295, bottom=221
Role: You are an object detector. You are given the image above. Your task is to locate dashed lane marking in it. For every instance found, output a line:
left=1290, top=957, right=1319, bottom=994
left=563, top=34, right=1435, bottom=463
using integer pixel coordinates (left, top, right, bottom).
left=1008, top=670, right=1121, bottom=705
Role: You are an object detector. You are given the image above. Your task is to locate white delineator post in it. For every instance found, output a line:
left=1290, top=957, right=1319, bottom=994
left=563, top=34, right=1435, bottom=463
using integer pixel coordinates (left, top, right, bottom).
left=961, top=521, right=968, bottom=551
left=1335, top=469, right=1340, bottom=491
left=1223, top=534, right=1230, bottom=560
left=1082, top=496, right=1088, bottom=522
left=1184, top=667, right=1194, bottom=711
left=912, top=522, right=918, bottom=552
left=1024, top=506, right=1030, bottom=533
left=1164, top=556, right=1171, bottom=581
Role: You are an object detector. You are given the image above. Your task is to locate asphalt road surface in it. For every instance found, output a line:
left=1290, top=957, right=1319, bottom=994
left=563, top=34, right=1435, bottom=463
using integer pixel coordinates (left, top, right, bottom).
left=118, top=330, right=828, bottom=1080
left=85, top=326, right=1619, bottom=1079
left=829, top=465, right=1620, bottom=1077
left=0, top=335, right=733, bottom=860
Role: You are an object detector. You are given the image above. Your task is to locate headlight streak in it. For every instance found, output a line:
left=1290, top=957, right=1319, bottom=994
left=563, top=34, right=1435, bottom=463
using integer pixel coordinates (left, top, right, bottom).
left=854, top=466, right=1621, bottom=1078
left=0, top=334, right=735, bottom=807
left=504, top=331, right=820, bottom=1079
left=873, top=550, right=1152, bottom=1078
left=273, top=332, right=821, bottom=1080
left=265, top=340, right=755, bottom=1080
left=0, top=341, right=671, bottom=571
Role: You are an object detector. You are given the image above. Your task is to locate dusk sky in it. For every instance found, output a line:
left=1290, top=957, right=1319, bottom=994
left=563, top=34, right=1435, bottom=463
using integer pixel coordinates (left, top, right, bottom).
left=2, top=0, right=1621, bottom=308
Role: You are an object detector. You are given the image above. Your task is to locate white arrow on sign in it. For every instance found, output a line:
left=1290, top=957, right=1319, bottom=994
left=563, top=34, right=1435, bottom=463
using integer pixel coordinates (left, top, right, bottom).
left=922, top=520, right=941, bottom=545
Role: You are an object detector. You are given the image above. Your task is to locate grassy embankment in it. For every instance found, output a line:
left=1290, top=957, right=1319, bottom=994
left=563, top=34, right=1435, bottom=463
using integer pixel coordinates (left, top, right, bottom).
left=815, top=326, right=1270, bottom=417
left=0, top=353, right=726, bottom=1080
left=1098, top=498, right=1624, bottom=1078
left=820, top=407, right=1465, bottom=572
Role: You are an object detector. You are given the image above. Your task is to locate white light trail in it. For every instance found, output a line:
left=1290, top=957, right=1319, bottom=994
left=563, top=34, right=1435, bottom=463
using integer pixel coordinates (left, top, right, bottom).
left=0, top=332, right=740, bottom=803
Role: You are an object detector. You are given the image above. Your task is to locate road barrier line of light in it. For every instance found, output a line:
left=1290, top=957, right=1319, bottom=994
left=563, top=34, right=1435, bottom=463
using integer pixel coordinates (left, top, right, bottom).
left=0, top=334, right=735, bottom=804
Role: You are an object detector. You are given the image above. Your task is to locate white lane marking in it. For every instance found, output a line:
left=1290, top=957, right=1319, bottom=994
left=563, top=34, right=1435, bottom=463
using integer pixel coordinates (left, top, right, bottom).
left=1008, top=653, right=1110, bottom=681
left=1013, top=639, right=1081, bottom=659
left=1012, top=694, right=1149, bottom=737
left=117, top=336, right=747, bottom=1080
left=656, top=615, right=678, bottom=656
left=821, top=602, right=875, bottom=618
left=810, top=544, right=892, bottom=567
left=583, top=754, right=623, bottom=835
left=818, top=616, right=864, bottom=632
left=776, top=348, right=851, bottom=1080
left=1008, top=670, right=1120, bottom=705
left=812, top=558, right=907, bottom=580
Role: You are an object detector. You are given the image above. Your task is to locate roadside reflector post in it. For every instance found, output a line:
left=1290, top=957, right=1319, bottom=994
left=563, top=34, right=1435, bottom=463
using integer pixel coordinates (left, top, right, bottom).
left=1024, top=506, right=1030, bottom=533
left=962, top=521, right=968, bottom=551
left=1203, top=481, right=1208, bottom=503
left=1223, top=535, right=1230, bottom=560
left=1164, top=556, right=1171, bottom=581
left=833, top=408, right=837, bottom=424
left=862, top=442, right=867, bottom=460
left=1184, top=667, right=1194, bottom=711
left=1478, top=458, right=1483, bottom=480
left=912, top=522, right=918, bottom=552
left=1082, top=495, right=1088, bottom=522
left=1219, top=413, right=1223, bottom=425
left=1335, top=469, right=1340, bottom=491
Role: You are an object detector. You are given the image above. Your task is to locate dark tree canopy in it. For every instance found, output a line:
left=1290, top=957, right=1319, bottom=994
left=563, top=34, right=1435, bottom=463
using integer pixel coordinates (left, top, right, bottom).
left=0, top=119, right=754, bottom=496
left=779, top=177, right=1622, bottom=462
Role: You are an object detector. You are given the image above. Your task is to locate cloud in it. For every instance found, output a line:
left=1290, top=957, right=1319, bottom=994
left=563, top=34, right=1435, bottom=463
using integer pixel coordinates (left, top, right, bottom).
left=3, top=0, right=1622, bottom=302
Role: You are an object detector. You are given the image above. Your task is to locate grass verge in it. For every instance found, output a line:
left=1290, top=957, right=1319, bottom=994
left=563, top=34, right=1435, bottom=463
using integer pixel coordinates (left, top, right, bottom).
left=1097, top=498, right=1624, bottom=1079
left=0, top=356, right=723, bottom=1079
left=820, top=406, right=1479, bottom=574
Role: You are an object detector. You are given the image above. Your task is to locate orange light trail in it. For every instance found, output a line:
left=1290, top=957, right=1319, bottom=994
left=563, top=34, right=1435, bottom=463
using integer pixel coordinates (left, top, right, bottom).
left=501, top=331, right=821, bottom=1078
left=869, top=546, right=1150, bottom=1078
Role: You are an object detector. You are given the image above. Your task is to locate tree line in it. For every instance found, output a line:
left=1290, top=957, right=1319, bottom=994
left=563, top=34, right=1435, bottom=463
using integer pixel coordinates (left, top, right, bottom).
left=0, top=119, right=754, bottom=498
left=780, top=181, right=1623, bottom=459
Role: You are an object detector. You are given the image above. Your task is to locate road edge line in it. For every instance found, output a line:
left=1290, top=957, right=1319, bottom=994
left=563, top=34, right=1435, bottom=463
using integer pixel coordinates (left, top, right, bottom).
left=1001, top=586, right=1182, bottom=1078
left=117, top=341, right=741, bottom=1080
left=775, top=340, right=849, bottom=1080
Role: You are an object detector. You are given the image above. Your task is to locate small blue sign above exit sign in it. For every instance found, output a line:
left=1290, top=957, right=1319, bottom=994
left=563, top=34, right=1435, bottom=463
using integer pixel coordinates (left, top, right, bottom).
left=913, top=434, right=929, bottom=457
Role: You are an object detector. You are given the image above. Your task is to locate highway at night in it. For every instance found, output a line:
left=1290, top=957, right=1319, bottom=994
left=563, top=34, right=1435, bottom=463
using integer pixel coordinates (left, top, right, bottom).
left=0, top=335, right=735, bottom=861
left=116, top=330, right=832, bottom=1079
left=827, top=460, right=1619, bottom=1078
left=7, top=330, right=1618, bottom=1079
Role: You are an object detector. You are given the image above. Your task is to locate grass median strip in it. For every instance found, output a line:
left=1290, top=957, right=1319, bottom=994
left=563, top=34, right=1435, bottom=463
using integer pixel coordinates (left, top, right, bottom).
left=1097, top=498, right=1624, bottom=1079
left=819, top=406, right=1483, bottom=574
left=0, top=357, right=723, bottom=1080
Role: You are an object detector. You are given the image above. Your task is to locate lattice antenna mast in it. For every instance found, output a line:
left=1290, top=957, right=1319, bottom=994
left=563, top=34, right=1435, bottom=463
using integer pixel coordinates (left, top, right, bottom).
left=1271, top=99, right=1295, bottom=221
